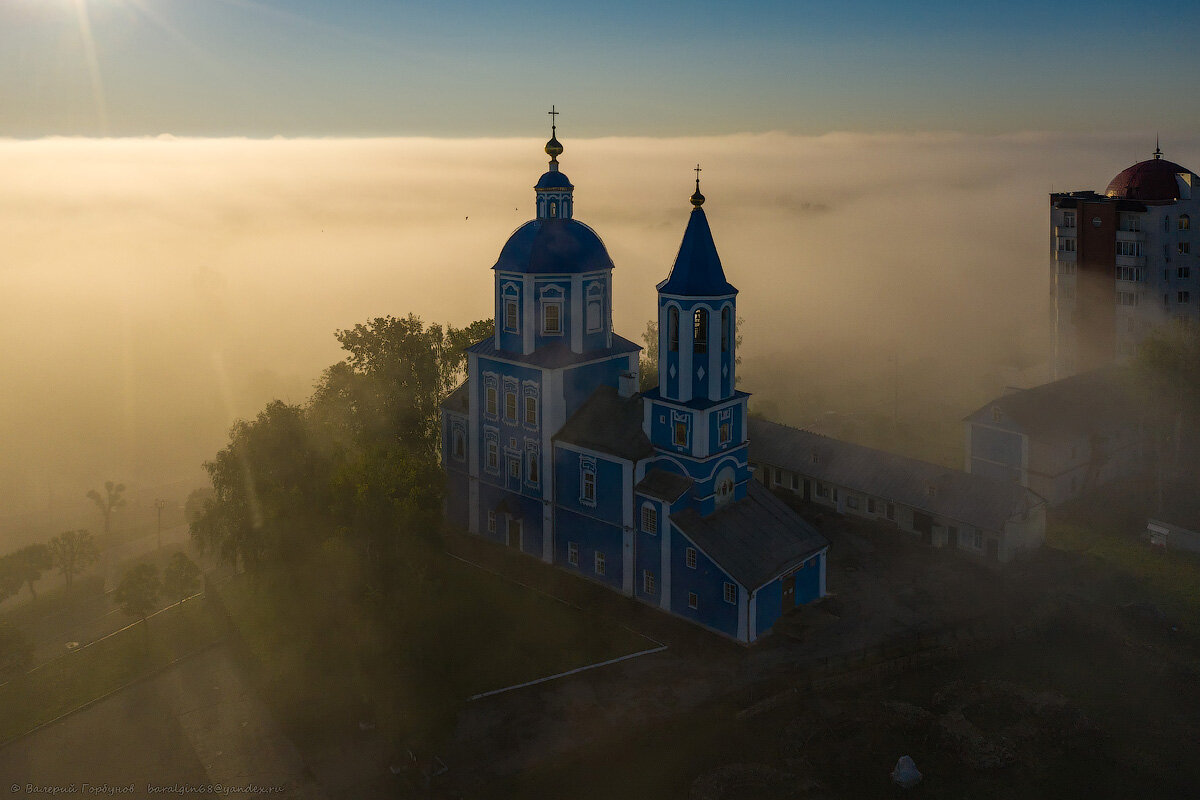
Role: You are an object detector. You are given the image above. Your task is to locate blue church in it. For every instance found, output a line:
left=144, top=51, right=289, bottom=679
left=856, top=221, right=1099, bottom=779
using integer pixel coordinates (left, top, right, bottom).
left=440, top=121, right=828, bottom=643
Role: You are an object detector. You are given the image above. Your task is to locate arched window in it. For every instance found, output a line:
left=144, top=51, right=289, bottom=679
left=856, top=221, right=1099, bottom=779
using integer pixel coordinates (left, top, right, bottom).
left=549, top=201, right=558, bottom=218
left=714, top=466, right=735, bottom=507
left=693, top=308, right=708, bottom=354
left=1181, top=214, right=1192, bottom=231
left=453, top=430, right=465, bottom=460
left=721, top=307, right=731, bottom=352
left=668, top=307, right=679, bottom=352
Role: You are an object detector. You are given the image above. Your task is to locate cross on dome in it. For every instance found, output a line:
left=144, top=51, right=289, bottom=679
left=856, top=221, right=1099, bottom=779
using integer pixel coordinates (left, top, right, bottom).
left=691, top=163, right=705, bottom=208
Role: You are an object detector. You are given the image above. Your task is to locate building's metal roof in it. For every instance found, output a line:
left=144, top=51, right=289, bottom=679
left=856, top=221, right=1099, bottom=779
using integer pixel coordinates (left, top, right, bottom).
left=535, top=170, right=574, bottom=190
left=553, top=385, right=654, bottom=462
left=440, top=380, right=470, bottom=414
left=467, top=334, right=640, bottom=369
left=672, top=480, right=827, bottom=590
left=656, top=207, right=737, bottom=297
left=748, top=418, right=1043, bottom=533
left=1106, top=157, right=1194, bottom=205
left=492, top=218, right=613, bottom=274
left=635, top=468, right=693, bottom=503
left=963, top=367, right=1140, bottom=440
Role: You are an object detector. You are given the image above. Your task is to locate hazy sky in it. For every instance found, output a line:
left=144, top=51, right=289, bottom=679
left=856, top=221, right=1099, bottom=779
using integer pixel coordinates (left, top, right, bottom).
left=4, top=0, right=1200, bottom=138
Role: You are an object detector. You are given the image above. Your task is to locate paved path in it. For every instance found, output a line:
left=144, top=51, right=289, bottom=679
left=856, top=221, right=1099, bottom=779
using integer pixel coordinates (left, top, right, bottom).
left=0, top=643, right=326, bottom=800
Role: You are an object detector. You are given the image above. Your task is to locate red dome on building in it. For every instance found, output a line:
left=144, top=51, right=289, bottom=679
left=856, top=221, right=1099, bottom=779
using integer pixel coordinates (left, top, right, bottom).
left=1105, top=151, right=1194, bottom=204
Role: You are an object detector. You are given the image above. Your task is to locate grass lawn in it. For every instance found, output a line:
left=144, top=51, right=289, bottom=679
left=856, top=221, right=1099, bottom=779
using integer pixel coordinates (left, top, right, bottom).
left=0, top=598, right=226, bottom=744
left=214, top=548, right=650, bottom=751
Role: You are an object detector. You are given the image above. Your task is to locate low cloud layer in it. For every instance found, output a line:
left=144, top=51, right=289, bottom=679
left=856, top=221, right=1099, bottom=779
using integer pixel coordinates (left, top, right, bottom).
left=1, top=131, right=1194, bottom=533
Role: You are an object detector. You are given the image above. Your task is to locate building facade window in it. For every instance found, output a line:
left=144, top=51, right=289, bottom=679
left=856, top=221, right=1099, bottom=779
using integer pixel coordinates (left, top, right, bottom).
left=668, top=306, right=679, bottom=352
left=508, top=455, right=520, bottom=481
left=484, top=373, right=499, bottom=418
left=1179, top=267, right=1192, bottom=280
left=1180, top=291, right=1191, bottom=304
left=1116, top=241, right=1143, bottom=257
left=1180, top=214, right=1191, bottom=231
left=526, top=443, right=539, bottom=486
left=1117, top=291, right=1139, bottom=307
left=693, top=308, right=708, bottom=353
left=846, top=495, right=860, bottom=510
left=594, top=551, right=606, bottom=576
left=452, top=429, right=466, bottom=461
left=685, top=547, right=697, bottom=569
left=1180, top=242, right=1192, bottom=256
left=568, top=541, right=579, bottom=565
left=886, top=503, right=896, bottom=520
left=580, top=457, right=597, bottom=506
left=525, top=395, right=537, bottom=426
left=586, top=283, right=603, bottom=333
left=816, top=483, right=830, bottom=499
left=1116, top=266, right=1144, bottom=282
left=688, top=592, right=699, bottom=610
left=1058, top=237, right=1076, bottom=252
left=1062, top=211, right=1076, bottom=228
left=723, top=582, right=736, bottom=605
left=484, top=428, right=500, bottom=474
left=790, top=474, right=800, bottom=491
left=641, top=503, right=657, bottom=533
left=643, top=570, right=656, bottom=594
left=487, top=511, right=496, bottom=533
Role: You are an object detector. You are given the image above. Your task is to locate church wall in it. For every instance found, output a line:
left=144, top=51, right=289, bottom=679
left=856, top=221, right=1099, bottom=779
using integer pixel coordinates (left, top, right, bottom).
left=705, top=400, right=745, bottom=455
left=475, top=358, right=545, bottom=501
left=562, top=356, right=634, bottom=418
left=670, top=528, right=740, bottom=639
left=755, top=578, right=783, bottom=637
left=495, top=274, right=526, bottom=354
left=554, top=506, right=624, bottom=591
left=475, top=482, right=543, bottom=557
left=633, top=495, right=664, bottom=604
left=532, top=278, right=574, bottom=353
left=580, top=273, right=612, bottom=353
left=552, top=446, right=625, bottom=527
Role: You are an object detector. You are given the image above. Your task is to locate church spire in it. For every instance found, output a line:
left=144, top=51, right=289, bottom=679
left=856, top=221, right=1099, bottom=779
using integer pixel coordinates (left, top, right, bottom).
left=534, top=105, right=573, bottom=220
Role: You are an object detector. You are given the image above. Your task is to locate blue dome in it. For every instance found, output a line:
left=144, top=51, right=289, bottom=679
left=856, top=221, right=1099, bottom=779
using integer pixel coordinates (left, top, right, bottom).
left=535, top=170, right=574, bottom=190
left=492, top=219, right=614, bottom=274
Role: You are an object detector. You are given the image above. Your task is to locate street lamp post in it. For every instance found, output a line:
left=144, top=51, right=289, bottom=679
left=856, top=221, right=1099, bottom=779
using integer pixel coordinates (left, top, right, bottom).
left=155, top=498, right=166, bottom=551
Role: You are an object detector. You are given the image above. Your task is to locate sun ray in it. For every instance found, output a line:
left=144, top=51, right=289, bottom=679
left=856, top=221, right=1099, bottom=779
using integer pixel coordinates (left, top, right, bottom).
left=71, top=0, right=109, bottom=135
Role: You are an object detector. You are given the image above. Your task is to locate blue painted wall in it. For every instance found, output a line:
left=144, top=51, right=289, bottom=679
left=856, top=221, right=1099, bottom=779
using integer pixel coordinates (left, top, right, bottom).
left=755, top=577, right=783, bottom=636
left=476, top=357, right=544, bottom=499
left=495, top=274, right=525, bottom=354
left=795, top=553, right=822, bottom=604
left=553, top=447, right=624, bottom=526
left=477, top=482, right=543, bottom=557
left=531, top=278, right=573, bottom=353
left=554, top=507, right=624, bottom=590
left=670, top=527, right=739, bottom=638
left=633, top=495, right=663, bottom=603
left=563, top=355, right=633, bottom=418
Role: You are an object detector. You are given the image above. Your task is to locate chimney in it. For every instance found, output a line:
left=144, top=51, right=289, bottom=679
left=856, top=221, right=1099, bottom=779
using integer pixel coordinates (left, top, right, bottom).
left=618, top=372, right=637, bottom=398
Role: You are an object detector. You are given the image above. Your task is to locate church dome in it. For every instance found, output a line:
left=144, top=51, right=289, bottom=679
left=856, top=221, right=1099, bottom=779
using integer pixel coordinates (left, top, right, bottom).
left=492, top=218, right=614, bottom=274
left=1106, top=156, right=1194, bottom=204
left=535, top=170, right=574, bottom=190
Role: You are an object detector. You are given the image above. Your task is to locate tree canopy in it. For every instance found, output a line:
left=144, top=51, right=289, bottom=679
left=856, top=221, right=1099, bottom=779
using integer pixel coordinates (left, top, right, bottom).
left=114, top=563, right=160, bottom=625
left=162, top=552, right=202, bottom=602
left=48, top=529, right=99, bottom=593
left=2, top=544, right=52, bottom=602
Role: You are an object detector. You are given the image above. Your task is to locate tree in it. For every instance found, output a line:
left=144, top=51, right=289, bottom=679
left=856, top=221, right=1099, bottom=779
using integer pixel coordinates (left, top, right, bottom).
left=162, top=552, right=201, bottom=602
left=114, top=563, right=160, bottom=627
left=48, top=530, right=100, bottom=594
left=183, top=487, right=215, bottom=526
left=639, top=320, right=659, bottom=391
left=87, top=481, right=126, bottom=538
left=4, top=544, right=52, bottom=602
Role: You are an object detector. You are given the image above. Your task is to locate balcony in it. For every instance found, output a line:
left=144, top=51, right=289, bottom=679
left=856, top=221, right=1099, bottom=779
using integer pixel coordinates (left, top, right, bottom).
left=1115, top=254, right=1146, bottom=268
left=1116, top=229, right=1146, bottom=242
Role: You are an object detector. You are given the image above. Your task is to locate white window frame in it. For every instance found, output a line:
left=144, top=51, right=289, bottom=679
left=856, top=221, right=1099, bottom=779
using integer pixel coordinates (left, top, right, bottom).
left=594, top=551, right=606, bottom=576
left=580, top=457, right=597, bottom=507
left=586, top=282, right=604, bottom=333
left=539, top=286, right=565, bottom=336
left=483, top=372, right=499, bottom=418
left=525, top=441, right=540, bottom=486
left=568, top=541, right=579, bottom=566
left=685, top=547, right=697, bottom=569
left=640, top=503, right=657, bottom=534
left=484, top=428, right=500, bottom=474
left=508, top=454, right=520, bottom=481
left=643, top=570, right=656, bottom=594
left=487, top=511, right=496, bottom=533
left=723, top=582, right=737, bottom=605
left=688, top=591, right=698, bottom=610
left=502, top=282, right=520, bottom=333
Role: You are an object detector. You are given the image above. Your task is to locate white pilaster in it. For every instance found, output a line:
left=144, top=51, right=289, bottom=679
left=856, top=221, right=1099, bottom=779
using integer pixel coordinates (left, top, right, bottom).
left=622, top=459, right=634, bottom=596
left=660, top=516, right=672, bottom=612
left=571, top=274, right=583, bottom=354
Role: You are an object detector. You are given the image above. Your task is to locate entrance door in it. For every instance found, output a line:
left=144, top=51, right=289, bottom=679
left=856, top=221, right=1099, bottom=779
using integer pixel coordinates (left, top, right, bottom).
left=506, top=518, right=522, bottom=550
left=781, top=573, right=796, bottom=612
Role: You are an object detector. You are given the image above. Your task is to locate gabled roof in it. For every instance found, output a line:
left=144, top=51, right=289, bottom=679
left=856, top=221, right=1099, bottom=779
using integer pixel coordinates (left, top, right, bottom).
left=748, top=418, right=1043, bottom=533
left=656, top=208, right=737, bottom=297
left=672, top=481, right=827, bottom=590
left=963, top=367, right=1140, bottom=439
left=440, top=380, right=470, bottom=414
left=635, top=468, right=693, bottom=503
left=467, top=334, right=641, bottom=369
left=553, top=385, right=654, bottom=462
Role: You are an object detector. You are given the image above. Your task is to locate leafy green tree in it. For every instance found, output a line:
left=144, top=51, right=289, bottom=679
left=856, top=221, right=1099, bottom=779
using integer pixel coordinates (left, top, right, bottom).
left=0, top=622, right=32, bottom=680
left=5, top=544, right=52, bottom=602
left=114, top=563, right=160, bottom=627
left=87, top=481, right=126, bottom=537
left=48, top=530, right=99, bottom=594
left=183, top=487, right=215, bottom=526
left=162, top=552, right=202, bottom=602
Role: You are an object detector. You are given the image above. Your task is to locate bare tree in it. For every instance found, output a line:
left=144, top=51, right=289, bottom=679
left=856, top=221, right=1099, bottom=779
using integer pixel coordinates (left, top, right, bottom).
left=48, top=530, right=100, bottom=594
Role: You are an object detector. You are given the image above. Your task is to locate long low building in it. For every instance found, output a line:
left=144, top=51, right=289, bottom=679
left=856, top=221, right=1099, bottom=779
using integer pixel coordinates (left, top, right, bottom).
left=748, top=418, right=1046, bottom=564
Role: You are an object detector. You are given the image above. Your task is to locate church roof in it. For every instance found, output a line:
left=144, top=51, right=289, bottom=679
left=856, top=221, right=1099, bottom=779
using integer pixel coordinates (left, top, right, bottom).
left=535, top=170, right=574, bottom=190
left=672, top=481, right=827, bottom=591
left=553, top=385, right=654, bottom=462
left=1106, top=156, right=1194, bottom=205
left=467, top=334, right=640, bottom=369
left=440, top=380, right=470, bottom=414
left=749, top=418, right=1043, bottom=532
left=635, top=468, right=693, bottom=503
left=657, top=208, right=737, bottom=297
left=493, top=219, right=614, bottom=274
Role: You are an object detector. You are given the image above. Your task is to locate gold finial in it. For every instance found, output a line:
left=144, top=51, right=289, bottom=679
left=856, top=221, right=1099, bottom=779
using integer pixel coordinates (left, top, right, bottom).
left=690, top=163, right=705, bottom=208
left=545, top=105, right=563, bottom=161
